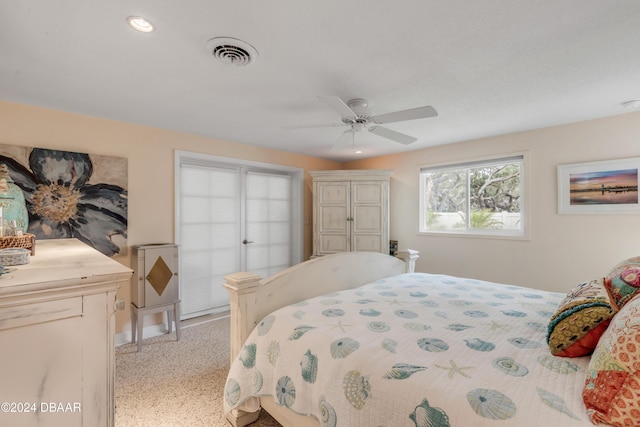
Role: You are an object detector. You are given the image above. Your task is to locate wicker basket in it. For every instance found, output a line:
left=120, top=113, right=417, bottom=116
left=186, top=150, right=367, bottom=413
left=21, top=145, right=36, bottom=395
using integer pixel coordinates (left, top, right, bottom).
left=0, top=233, right=36, bottom=256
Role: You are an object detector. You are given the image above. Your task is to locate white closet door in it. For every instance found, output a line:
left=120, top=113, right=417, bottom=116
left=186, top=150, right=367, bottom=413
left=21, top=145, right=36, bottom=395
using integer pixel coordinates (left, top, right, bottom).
left=179, top=164, right=241, bottom=318
left=245, top=171, right=292, bottom=279
left=177, top=159, right=297, bottom=320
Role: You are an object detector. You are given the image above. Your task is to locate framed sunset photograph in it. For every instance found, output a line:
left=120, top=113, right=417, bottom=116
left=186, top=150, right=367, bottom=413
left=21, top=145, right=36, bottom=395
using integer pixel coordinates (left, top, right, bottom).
left=557, top=157, right=640, bottom=214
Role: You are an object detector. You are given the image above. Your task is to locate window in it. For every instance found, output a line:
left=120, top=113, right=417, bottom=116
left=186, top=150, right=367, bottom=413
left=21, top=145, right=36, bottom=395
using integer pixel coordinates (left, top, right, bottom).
left=419, top=155, right=525, bottom=237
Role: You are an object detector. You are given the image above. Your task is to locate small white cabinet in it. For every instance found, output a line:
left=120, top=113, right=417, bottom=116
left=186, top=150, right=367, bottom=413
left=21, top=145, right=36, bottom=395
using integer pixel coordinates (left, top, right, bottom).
left=0, top=239, right=132, bottom=427
left=310, top=170, right=393, bottom=257
left=130, top=243, right=180, bottom=352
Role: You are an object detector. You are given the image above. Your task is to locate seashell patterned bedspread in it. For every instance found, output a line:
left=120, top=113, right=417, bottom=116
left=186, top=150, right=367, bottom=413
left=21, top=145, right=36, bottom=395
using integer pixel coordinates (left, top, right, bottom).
left=224, top=273, right=597, bottom=426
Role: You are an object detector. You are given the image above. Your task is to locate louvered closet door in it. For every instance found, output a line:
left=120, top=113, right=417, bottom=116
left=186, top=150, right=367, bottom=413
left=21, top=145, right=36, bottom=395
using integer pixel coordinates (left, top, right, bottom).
left=178, top=163, right=294, bottom=319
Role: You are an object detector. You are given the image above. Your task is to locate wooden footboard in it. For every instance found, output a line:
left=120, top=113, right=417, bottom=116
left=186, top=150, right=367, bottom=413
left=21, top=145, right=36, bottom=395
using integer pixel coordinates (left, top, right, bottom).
left=223, top=249, right=418, bottom=426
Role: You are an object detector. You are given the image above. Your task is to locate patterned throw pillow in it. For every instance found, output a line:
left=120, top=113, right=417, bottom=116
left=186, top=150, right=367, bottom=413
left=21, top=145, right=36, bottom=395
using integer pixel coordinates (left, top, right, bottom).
left=547, top=278, right=615, bottom=357
left=583, top=294, right=640, bottom=426
left=605, top=256, right=640, bottom=310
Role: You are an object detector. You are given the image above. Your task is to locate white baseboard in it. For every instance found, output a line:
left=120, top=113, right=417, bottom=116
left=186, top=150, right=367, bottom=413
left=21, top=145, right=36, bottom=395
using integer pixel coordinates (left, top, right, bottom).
left=115, top=322, right=177, bottom=347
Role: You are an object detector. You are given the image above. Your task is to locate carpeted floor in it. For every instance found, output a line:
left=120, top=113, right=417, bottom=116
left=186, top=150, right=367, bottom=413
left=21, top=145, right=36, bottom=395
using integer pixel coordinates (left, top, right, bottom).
left=115, top=316, right=281, bottom=427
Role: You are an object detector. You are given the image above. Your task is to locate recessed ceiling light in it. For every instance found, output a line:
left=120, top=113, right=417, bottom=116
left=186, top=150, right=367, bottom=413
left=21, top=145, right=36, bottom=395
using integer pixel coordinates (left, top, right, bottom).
left=354, top=150, right=363, bottom=154
left=127, top=16, right=154, bottom=33
left=621, top=99, right=640, bottom=109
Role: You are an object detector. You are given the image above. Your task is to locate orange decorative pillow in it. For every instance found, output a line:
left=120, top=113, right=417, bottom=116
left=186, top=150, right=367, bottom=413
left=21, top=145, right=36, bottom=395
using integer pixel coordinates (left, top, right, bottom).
left=547, top=278, right=615, bottom=357
left=604, top=256, right=640, bottom=310
left=583, top=294, right=640, bottom=426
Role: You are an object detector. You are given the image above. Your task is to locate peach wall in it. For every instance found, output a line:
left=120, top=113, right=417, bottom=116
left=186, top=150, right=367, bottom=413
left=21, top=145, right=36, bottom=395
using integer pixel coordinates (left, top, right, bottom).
left=345, top=112, right=640, bottom=294
left=0, top=100, right=341, bottom=334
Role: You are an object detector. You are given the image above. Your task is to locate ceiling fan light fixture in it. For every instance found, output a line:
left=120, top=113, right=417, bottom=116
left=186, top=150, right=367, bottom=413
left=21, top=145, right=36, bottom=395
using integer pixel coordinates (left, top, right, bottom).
left=127, top=16, right=154, bottom=33
left=621, top=99, right=640, bottom=109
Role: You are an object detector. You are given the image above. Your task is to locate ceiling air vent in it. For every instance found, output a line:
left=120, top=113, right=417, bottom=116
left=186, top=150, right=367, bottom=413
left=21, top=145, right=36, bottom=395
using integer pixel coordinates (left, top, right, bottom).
left=205, top=37, right=259, bottom=66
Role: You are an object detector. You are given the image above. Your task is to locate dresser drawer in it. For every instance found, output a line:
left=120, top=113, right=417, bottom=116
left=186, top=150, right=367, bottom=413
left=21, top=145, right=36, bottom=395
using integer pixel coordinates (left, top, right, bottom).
left=0, top=296, right=82, bottom=331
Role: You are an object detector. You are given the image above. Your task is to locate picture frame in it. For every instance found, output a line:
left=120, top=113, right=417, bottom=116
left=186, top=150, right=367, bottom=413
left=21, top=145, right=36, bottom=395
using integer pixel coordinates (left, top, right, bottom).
left=557, top=157, right=640, bottom=214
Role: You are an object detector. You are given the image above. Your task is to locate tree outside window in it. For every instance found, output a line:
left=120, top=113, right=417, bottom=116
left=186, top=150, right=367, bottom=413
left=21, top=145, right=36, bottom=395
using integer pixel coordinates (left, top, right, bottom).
left=420, top=156, right=524, bottom=236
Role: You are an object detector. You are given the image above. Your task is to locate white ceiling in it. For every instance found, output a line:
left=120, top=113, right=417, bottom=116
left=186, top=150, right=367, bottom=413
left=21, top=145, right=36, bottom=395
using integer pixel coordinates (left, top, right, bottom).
left=1, top=1, right=639, bottom=162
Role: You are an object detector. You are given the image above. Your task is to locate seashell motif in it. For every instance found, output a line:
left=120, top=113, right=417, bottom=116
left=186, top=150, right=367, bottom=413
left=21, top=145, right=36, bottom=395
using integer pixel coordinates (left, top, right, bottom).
left=501, top=310, right=527, bottom=317
left=465, top=338, right=495, bottom=352
left=322, top=309, right=345, bottom=317
left=368, top=321, right=390, bottom=333
left=224, top=378, right=241, bottom=406
left=395, top=309, right=418, bottom=319
left=410, top=292, right=428, bottom=297
left=343, top=370, right=371, bottom=409
left=252, top=370, right=263, bottom=394
left=467, top=388, right=517, bottom=420
left=294, top=310, right=305, bottom=319
left=446, top=323, right=473, bottom=332
left=330, top=337, right=360, bottom=358
left=508, top=337, right=541, bottom=349
left=318, top=396, right=337, bottom=427
left=420, top=300, right=439, bottom=307
left=492, top=293, right=514, bottom=299
left=435, top=311, right=448, bottom=319
left=383, top=363, right=427, bottom=379
left=526, top=321, right=547, bottom=332
left=325, top=292, right=341, bottom=297
left=404, top=322, right=431, bottom=332
left=464, top=310, right=489, bottom=318
left=289, top=325, right=316, bottom=340
left=492, top=357, right=529, bottom=377
left=359, top=308, right=381, bottom=317
left=522, top=293, right=543, bottom=299
left=536, top=387, right=580, bottom=420
left=409, top=398, right=450, bottom=427
left=267, top=340, right=280, bottom=365
left=257, top=315, right=276, bottom=336
left=537, top=310, right=554, bottom=318
left=292, top=301, right=308, bottom=307
left=275, top=376, right=296, bottom=407
left=300, top=349, right=318, bottom=383
left=320, top=298, right=341, bottom=305
left=382, top=338, right=397, bottom=353
left=439, top=292, right=459, bottom=298
left=379, top=291, right=398, bottom=296
left=537, top=355, right=581, bottom=374
left=239, top=343, right=257, bottom=368
left=417, top=338, right=449, bottom=352
left=356, top=299, right=376, bottom=304
left=449, top=300, right=472, bottom=306
left=443, top=279, right=457, bottom=285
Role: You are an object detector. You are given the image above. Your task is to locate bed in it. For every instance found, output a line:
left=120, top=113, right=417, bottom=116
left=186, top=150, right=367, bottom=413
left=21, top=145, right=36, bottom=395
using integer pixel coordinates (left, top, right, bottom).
left=222, top=250, right=640, bottom=427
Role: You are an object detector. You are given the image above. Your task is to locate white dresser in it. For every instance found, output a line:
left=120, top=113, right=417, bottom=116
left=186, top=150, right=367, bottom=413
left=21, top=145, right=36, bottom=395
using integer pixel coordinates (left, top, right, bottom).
left=310, top=169, right=393, bottom=257
left=0, top=239, right=132, bottom=427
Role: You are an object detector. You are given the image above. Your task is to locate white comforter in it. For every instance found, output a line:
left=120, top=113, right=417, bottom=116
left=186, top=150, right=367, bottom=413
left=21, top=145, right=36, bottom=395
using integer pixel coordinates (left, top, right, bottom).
left=224, top=273, right=597, bottom=426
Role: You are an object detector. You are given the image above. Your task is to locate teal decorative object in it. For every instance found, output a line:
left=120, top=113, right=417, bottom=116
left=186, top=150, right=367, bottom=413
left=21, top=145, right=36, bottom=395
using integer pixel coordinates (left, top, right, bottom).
left=0, top=164, right=29, bottom=233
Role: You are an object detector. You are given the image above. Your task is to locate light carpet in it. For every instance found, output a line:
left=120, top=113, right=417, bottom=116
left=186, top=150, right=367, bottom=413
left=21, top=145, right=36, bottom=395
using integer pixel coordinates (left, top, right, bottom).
left=115, top=316, right=281, bottom=427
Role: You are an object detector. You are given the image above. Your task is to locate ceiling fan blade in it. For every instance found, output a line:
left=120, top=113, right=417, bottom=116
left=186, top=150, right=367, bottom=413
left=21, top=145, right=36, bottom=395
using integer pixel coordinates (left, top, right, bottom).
left=282, top=122, right=346, bottom=130
left=369, top=126, right=417, bottom=145
left=318, top=96, right=358, bottom=120
left=371, top=105, right=438, bottom=124
left=331, top=129, right=354, bottom=151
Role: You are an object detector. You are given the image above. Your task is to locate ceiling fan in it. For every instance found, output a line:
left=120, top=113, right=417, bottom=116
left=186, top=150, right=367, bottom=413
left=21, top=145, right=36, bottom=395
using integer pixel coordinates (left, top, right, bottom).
left=294, top=96, right=438, bottom=151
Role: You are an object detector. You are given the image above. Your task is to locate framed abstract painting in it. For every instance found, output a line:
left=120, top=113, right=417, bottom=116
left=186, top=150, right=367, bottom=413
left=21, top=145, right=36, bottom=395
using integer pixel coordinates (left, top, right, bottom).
left=0, top=144, right=127, bottom=256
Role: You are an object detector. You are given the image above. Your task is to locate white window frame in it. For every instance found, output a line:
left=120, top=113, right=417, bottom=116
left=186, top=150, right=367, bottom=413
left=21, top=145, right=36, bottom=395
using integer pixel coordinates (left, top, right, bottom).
left=419, top=153, right=528, bottom=239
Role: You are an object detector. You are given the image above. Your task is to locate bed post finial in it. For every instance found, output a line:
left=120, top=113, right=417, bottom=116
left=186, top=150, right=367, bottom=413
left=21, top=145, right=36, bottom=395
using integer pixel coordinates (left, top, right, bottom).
left=396, top=249, right=419, bottom=273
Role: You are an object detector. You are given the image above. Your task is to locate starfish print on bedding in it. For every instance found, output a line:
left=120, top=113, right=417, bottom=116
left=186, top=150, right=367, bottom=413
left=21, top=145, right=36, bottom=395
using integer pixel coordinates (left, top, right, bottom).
left=328, top=320, right=353, bottom=332
left=386, top=299, right=407, bottom=306
left=487, top=320, right=511, bottom=332
left=435, top=359, right=474, bottom=379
